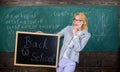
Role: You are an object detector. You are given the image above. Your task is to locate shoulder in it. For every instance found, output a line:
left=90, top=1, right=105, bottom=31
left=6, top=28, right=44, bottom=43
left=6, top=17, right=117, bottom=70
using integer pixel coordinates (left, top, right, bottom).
left=82, top=30, right=90, bottom=33
left=65, top=25, right=73, bottom=30
left=61, top=25, right=72, bottom=31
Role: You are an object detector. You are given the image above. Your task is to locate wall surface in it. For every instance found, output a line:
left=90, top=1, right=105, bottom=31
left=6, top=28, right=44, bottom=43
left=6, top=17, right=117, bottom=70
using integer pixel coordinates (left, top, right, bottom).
left=0, top=0, right=120, bottom=72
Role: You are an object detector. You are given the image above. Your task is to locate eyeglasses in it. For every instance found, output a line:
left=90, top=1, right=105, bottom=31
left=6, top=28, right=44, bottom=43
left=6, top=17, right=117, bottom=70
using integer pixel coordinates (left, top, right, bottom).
left=73, top=18, right=83, bottom=23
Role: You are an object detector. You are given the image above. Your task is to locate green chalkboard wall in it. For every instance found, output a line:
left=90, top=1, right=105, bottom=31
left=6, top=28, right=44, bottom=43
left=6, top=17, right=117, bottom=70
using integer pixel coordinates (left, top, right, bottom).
left=0, top=6, right=119, bottom=52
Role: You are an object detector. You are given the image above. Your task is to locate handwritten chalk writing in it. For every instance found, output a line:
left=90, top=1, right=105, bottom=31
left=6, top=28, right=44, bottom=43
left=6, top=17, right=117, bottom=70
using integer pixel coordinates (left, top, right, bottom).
left=53, top=11, right=74, bottom=16
left=6, top=13, right=36, bottom=19
left=43, top=38, right=48, bottom=49
left=31, top=52, right=55, bottom=63
left=8, top=30, right=15, bottom=35
left=5, top=19, right=43, bottom=25
left=6, top=25, right=37, bottom=35
left=21, top=48, right=29, bottom=56
left=23, top=36, right=48, bottom=49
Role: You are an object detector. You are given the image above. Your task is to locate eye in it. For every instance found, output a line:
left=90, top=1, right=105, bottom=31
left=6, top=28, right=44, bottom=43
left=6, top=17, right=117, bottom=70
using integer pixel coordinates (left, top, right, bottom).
left=73, top=18, right=83, bottom=22
left=79, top=20, right=83, bottom=22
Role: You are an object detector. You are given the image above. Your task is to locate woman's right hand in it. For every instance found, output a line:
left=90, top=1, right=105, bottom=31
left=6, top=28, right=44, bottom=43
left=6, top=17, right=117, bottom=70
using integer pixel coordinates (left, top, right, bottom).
left=35, top=31, right=44, bottom=34
left=73, top=28, right=78, bottom=36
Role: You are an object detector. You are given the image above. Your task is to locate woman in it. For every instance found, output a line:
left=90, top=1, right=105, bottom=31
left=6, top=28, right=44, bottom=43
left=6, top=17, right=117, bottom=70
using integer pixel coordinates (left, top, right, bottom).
left=57, top=12, right=91, bottom=72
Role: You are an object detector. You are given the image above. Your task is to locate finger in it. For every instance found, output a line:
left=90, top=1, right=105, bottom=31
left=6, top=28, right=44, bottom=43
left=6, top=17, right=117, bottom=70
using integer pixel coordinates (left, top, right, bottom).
left=35, top=31, right=44, bottom=33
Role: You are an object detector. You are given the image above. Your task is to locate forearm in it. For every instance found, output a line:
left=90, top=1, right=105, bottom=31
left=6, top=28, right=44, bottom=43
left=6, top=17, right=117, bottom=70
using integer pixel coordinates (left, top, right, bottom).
left=73, top=31, right=91, bottom=52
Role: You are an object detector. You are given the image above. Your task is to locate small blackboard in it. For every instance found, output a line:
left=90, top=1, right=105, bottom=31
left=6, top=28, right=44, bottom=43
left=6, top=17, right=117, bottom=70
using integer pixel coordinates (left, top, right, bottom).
left=14, top=31, right=60, bottom=68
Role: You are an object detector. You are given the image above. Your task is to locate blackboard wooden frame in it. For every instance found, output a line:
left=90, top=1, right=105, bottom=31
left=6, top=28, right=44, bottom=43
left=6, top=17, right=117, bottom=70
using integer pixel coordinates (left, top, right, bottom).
left=14, top=31, right=60, bottom=68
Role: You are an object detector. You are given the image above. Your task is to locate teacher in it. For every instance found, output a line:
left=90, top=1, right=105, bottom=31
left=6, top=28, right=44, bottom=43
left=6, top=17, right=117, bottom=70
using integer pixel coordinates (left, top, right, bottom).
left=57, top=12, right=91, bottom=72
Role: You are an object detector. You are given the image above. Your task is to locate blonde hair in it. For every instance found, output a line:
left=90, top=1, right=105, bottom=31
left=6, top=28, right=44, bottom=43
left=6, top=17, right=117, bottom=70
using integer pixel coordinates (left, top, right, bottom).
left=73, top=12, right=88, bottom=31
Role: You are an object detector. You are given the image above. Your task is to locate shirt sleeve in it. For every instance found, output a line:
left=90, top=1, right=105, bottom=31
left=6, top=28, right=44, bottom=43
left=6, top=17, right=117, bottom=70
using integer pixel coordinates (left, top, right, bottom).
left=57, top=26, right=68, bottom=38
left=72, top=30, right=91, bottom=52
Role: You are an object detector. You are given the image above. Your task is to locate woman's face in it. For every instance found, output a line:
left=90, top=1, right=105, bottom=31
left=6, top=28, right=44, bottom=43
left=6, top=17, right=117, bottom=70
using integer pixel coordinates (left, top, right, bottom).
left=73, top=16, right=84, bottom=30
